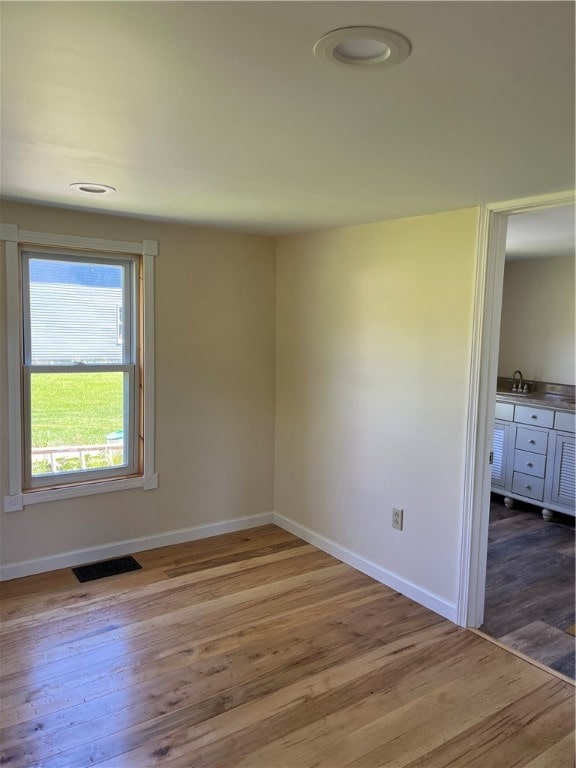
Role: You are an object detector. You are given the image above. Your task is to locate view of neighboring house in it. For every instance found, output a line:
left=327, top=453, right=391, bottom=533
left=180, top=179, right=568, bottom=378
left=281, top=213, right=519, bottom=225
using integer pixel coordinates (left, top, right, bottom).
left=28, top=258, right=124, bottom=365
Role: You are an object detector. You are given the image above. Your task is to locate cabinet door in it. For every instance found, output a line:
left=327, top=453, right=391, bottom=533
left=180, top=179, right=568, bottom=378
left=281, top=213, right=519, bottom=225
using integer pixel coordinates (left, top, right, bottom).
left=549, top=433, right=575, bottom=513
left=492, top=421, right=510, bottom=488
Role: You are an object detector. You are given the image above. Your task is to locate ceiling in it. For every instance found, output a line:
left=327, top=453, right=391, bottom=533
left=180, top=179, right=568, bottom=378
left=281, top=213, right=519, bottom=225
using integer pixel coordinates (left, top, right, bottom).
left=506, top=205, right=575, bottom=261
left=1, top=1, right=574, bottom=235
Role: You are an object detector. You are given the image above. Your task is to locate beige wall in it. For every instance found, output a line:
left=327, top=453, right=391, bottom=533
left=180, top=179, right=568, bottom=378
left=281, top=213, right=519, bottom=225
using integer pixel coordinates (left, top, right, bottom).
left=498, top=257, right=575, bottom=385
left=0, top=201, right=276, bottom=564
left=274, top=209, right=479, bottom=606
left=0, top=200, right=482, bottom=611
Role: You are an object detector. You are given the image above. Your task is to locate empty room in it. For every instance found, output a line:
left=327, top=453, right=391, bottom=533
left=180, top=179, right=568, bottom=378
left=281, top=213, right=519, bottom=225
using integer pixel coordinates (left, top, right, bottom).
left=0, top=2, right=574, bottom=767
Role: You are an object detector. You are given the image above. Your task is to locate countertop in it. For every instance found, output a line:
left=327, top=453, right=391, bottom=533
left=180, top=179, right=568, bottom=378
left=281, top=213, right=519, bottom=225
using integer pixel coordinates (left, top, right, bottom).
left=496, top=391, right=575, bottom=413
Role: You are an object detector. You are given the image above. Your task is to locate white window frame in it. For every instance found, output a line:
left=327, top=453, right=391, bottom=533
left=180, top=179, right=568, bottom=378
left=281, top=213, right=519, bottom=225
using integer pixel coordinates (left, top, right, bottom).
left=1, top=224, right=158, bottom=512
left=22, top=249, right=138, bottom=488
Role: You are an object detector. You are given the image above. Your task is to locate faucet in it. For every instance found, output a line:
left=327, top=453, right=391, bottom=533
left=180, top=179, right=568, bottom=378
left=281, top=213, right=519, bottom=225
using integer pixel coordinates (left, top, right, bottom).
left=512, top=370, right=524, bottom=392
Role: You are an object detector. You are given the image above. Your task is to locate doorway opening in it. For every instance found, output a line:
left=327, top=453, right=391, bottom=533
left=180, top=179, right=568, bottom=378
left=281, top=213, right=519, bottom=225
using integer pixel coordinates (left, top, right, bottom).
left=480, top=204, right=575, bottom=678
left=458, top=191, right=575, bottom=678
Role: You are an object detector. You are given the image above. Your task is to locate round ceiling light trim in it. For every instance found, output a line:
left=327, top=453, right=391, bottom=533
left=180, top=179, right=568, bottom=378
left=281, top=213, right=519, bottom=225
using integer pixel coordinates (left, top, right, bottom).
left=69, top=182, right=116, bottom=195
left=313, top=26, right=411, bottom=69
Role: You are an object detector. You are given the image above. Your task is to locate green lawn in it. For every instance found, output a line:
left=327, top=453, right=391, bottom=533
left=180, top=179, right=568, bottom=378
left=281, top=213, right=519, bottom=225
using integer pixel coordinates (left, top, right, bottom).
left=31, top=372, right=124, bottom=447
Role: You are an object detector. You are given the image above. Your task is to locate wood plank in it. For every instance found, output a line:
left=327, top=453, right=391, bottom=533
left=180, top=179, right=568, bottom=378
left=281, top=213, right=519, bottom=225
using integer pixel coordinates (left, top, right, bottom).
left=0, top=549, right=340, bottom=669
left=499, top=620, right=576, bottom=668
left=0, top=597, right=442, bottom=766
left=0, top=524, right=573, bottom=768
left=403, top=679, right=575, bottom=768
left=0, top=582, right=385, bottom=750
left=0, top=541, right=314, bottom=635
left=234, top=639, right=543, bottom=768
left=0, top=580, right=395, bottom=732
left=0, top=564, right=373, bottom=697
left=522, top=732, right=576, bottom=768
left=13, top=622, right=458, bottom=768
left=482, top=499, right=575, bottom=680
left=0, top=525, right=293, bottom=616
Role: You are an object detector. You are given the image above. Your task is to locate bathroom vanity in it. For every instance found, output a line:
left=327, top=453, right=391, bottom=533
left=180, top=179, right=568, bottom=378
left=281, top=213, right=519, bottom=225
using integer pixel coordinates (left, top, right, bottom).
left=491, top=382, right=575, bottom=519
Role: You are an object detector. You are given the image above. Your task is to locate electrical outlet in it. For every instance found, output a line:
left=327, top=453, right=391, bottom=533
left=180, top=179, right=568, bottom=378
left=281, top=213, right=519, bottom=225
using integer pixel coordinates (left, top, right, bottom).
left=392, top=507, right=403, bottom=530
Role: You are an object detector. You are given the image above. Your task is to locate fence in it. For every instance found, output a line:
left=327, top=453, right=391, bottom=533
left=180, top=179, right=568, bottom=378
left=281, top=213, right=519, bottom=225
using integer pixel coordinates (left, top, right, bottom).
left=32, top=443, right=124, bottom=473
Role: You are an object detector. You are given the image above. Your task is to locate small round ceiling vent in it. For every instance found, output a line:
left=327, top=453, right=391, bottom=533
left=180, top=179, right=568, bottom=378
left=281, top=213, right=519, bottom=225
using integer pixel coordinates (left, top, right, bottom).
left=69, top=183, right=116, bottom=195
left=314, top=26, right=411, bottom=69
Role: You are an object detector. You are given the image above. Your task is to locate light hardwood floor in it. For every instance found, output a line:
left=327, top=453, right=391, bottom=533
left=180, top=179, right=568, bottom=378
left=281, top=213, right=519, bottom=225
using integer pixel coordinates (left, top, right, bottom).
left=0, top=525, right=574, bottom=768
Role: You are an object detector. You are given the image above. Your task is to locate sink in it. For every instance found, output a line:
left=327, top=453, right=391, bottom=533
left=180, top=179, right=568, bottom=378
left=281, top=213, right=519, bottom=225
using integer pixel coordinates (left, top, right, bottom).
left=538, top=393, right=565, bottom=400
left=496, top=390, right=575, bottom=410
left=498, top=391, right=564, bottom=400
left=531, top=392, right=574, bottom=404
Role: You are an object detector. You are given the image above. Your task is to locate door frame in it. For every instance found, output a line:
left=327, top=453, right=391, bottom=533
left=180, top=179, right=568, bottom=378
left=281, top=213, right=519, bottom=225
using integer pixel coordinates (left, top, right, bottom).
left=457, top=189, right=575, bottom=628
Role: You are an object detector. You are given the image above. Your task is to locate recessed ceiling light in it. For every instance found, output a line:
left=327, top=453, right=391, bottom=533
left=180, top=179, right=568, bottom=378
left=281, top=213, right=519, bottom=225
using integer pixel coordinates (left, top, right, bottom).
left=69, top=183, right=116, bottom=195
left=314, top=26, right=411, bottom=69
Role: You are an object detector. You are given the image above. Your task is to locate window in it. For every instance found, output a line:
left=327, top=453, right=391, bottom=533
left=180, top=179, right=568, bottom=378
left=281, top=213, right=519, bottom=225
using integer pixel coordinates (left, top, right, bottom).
left=22, top=251, right=138, bottom=488
left=1, top=224, right=157, bottom=511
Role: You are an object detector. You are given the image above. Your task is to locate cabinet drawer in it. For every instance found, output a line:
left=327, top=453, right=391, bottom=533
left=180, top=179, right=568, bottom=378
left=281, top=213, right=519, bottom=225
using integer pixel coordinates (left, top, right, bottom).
left=495, top=401, right=514, bottom=421
left=514, top=405, right=554, bottom=428
left=515, top=427, right=548, bottom=455
left=554, top=411, right=575, bottom=433
left=513, top=450, right=546, bottom=478
left=512, top=472, right=544, bottom=501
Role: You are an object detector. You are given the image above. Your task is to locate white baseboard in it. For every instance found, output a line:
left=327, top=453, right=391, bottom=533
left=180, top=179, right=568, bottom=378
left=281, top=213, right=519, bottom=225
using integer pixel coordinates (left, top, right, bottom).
left=0, top=512, right=274, bottom=581
left=1, top=510, right=458, bottom=625
left=273, top=512, right=458, bottom=624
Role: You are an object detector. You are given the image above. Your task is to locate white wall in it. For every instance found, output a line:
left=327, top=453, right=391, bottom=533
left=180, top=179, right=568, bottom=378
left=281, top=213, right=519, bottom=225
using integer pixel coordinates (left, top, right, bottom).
left=0, top=202, right=276, bottom=567
left=498, top=257, right=575, bottom=385
left=274, top=209, right=479, bottom=612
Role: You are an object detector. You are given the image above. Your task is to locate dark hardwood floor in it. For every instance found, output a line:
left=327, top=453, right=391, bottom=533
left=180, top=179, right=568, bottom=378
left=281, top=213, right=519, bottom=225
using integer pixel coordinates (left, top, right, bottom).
left=481, top=496, right=575, bottom=679
left=1, top=524, right=574, bottom=767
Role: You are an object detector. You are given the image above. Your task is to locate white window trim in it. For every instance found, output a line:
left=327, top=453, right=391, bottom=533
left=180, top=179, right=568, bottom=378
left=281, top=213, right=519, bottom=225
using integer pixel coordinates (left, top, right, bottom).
left=22, top=250, right=139, bottom=488
left=1, top=224, right=158, bottom=512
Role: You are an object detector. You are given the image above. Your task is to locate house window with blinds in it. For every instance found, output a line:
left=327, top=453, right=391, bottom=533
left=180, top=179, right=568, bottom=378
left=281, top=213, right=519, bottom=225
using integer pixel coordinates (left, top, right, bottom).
left=21, top=250, right=140, bottom=489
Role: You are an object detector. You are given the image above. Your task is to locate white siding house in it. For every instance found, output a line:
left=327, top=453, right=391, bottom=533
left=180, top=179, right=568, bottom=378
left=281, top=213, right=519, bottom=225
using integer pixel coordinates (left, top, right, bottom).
left=29, top=259, right=123, bottom=364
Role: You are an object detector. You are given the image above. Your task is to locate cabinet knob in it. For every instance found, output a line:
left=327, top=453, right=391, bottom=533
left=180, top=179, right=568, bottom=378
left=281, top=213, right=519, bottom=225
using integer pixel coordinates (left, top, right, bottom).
left=525, top=485, right=532, bottom=490
left=529, top=440, right=536, bottom=444
left=527, top=462, right=533, bottom=467
left=531, top=414, right=538, bottom=419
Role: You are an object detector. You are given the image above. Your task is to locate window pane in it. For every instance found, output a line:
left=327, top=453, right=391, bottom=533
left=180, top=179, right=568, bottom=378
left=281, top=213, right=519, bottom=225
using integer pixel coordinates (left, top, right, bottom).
left=30, top=372, right=127, bottom=477
left=28, top=257, right=126, bottom=364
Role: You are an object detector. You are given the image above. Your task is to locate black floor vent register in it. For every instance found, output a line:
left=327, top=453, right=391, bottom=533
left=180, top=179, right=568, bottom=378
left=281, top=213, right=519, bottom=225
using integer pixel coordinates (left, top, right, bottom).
left=72, top=555, right=142, bottom=583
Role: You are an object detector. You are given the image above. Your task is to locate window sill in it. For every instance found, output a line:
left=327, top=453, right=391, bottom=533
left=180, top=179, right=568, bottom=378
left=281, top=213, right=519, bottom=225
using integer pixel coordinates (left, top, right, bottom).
left=3, top=474, right=158, bottom=512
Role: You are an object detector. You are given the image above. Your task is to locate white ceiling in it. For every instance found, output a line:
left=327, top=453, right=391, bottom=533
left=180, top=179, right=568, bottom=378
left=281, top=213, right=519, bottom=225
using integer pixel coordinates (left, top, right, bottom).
left=1, top=1, right=574, bottom=235
left=506, top=205, right=575, bottom=260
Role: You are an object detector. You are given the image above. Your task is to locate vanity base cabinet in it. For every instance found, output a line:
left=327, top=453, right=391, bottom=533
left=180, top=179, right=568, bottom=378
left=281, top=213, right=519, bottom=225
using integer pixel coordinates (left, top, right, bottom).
left=491, top=402, right=575, bottom=519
